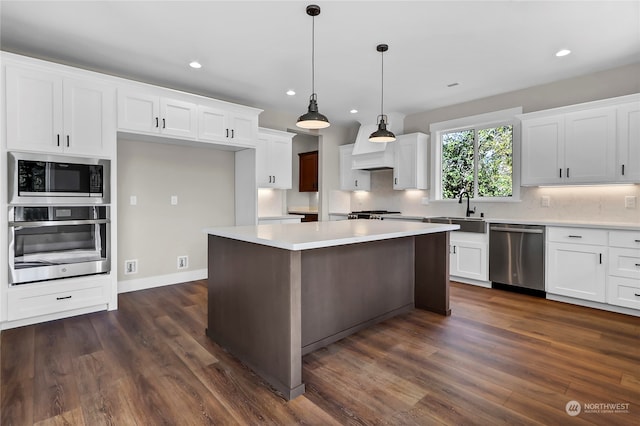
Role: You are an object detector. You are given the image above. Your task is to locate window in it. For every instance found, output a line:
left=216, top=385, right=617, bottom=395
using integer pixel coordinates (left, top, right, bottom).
left=430, top=108, right=521, bottom=202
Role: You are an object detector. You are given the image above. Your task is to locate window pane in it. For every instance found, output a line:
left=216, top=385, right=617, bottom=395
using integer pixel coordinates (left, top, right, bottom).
left=477, top=125, right=513, bottom=197
left=441, top=130, right=474, bottom=199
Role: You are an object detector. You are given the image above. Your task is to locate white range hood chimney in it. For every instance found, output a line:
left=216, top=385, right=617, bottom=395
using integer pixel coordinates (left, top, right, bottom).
left=351, top=113, right=404, bottom=170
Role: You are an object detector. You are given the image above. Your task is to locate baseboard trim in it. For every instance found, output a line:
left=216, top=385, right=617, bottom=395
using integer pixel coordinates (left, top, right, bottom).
left=546, top=293, right=640, bottom=318
left=118, top=269, right=207, bottom=294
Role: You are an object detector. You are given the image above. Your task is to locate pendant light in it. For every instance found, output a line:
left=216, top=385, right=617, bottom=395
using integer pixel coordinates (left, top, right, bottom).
left=297, top=4, right=330, bottom=129
left=369, top=43, right=396, bottom=142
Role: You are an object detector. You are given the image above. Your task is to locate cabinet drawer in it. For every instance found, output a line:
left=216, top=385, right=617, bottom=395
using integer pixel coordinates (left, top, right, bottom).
left=7, top=279, right=109, bottom=321
left=609, top=230, right=640, bottom=249
left=547, top=227, right=607, bottom=245
left=609, top=247, right=640, bottom=279
left=607, top=276, right=640, bottom=310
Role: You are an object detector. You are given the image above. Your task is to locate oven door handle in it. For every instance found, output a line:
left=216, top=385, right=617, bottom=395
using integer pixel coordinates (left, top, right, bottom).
left=9, top=219, right=110, bottom=228
left=490, top=226, right=544, bottom=234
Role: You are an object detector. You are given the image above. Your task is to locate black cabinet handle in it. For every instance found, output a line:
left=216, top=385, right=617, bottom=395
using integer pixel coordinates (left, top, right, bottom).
left=635, top=293, right=640, bottom=297
left=268, top=176, right=271, bottom=183
left=273, top=175, right=275, bottom=183
left=635, top=263, right=640, bottom=267
left=226, top=128, right=229, bottom=138
left=66, top=135, right=70, bottom=147
left=622, top=164, right=625, bottom=176
left=453, top=246, right=457, bottom=254
left=567, top=168, right=570, bottom=178
left=395, top=177, right=398, bottom=185
left=559, top=168, right=562, bottom=178
left=155, top=117, right=159, bottom=128
left=57, top=134, right=60, bottom=146
left=599, top=253, right=602, bottom=264
left=56, top=295, right=72, bottom=300
left=635, top=240, right=640, bottom=243
left=231, top=129, right=235, bottom=138
left=162, top=118, right=166, bottom=129
left=355, top=180, right=358, bottom=187
left=568, top=235, right=582, bottom=238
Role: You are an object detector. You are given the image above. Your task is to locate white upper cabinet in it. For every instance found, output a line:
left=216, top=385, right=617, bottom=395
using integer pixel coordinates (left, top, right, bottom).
left=520, top=94, right=639, bottom=186
left=617, top=101, right=640, bottom=182
left=117, top=89, right=197, bottom=139
left=198, top=104, right=258, bottom=147
left=393, top=132, right=428, bottom=190
left=256, top=128, right=294, bottom=189
left=6, top=66, right=115, bottom=157
left=339, top=144, right=371, bottom=191
left=563, top=107, right=616, bottom=183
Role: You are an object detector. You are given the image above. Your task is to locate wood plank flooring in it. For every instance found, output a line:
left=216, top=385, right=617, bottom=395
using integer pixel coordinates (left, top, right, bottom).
left=2, top=281, right=639, bottom=425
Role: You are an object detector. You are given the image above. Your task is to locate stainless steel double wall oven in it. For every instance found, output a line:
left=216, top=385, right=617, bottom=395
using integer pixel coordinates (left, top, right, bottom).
left=8, top=152, right=111, bottom=285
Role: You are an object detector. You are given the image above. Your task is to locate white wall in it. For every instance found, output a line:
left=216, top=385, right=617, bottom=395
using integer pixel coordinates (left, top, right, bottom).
left=347, top=63, right=640, bottom=224
left=117, top=139, right=235, bottom=284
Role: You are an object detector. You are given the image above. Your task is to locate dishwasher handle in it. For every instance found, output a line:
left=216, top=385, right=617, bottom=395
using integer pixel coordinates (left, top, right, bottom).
left=490, top=226, right=544, bottom=234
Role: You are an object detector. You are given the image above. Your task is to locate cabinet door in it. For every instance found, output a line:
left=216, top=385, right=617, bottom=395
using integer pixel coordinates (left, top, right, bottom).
left=198, top=105, right=228, bottom=142
left=394, top=138, right=417, bottom=189
left=6, top=66, right=63, bottom=152
left=617, top=102, right=640, bottom=182
left=564, top=107, right=616, bottom=183
left=160, top=98, right=197, bottom=139
left=521, top=116, right=564, bottom=185
left=63, top=78, right=115, bottom=157
left=117, top=90, right=160, bottom=133
left=299, top=151, right=318, bottom=192
left=255, top=135, right=271, bottom=187
left=547, top=242, right=606, bottom=302
left=228, top=112, right=258, bottom=146
left=450, top=239, right=488, bottom=281
left=339, top=145, right=370, bottom=191
left=268, top=137, right=292, bottom=189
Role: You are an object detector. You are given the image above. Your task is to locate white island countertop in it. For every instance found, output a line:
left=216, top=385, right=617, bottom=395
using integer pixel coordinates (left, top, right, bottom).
left=204, top=219, right=459, bottom=251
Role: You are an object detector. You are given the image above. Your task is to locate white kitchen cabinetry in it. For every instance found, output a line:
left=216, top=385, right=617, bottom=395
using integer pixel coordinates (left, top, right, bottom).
left=256, top=128, right=294, bottom=189
left=520, top=94, right=639, bottom=186
left=393, top=132, right=428, bottom=190
left=198, top=104, right=258, bottom=147
left=449, top=232, right=488, bottom=283
left=607, top=230, right=640, bottom=309
left=546, top=227, right=607, bottom=302
left=339, top=144, right=371, bottom=191
left=617, top=102, right=640, bottom=182
left=6, top=66, right=115, bottom=157
left=6, top=276, right=111, bottom=322
left=117, top=89, right=197, bottom=139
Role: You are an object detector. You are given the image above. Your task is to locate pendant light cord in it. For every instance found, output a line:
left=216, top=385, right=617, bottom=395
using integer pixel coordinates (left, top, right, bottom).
left=380, top=49, right=384, bottom=116
left=311, top=14, right=315, bottom=95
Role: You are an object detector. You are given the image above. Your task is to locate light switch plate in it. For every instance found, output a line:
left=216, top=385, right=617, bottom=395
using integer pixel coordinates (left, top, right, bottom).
left=171, top=195, right=178, bottom=205
left=625, top=196, right=636, bottom=209
left=130, top=195, right=137, bottom=206
left=541, top=196, right=550, bottom=207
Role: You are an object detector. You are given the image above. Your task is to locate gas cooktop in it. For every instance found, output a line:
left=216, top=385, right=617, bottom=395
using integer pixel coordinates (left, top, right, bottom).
left=347, top=210, right=401, bottom=219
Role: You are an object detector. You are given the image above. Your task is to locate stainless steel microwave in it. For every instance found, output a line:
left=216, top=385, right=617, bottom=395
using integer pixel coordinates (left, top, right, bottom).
left=8, top=152, right=110, bottom=205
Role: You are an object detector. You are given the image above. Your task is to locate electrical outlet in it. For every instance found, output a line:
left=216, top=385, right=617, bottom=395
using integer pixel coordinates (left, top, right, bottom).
left=421, top=197, right=430, bottom=205
left=171, top=195, right=178, bottom=205
left=124, top=259, right=138, bottom=275
left=541, top=196, right=550, bottom=207
left=625, top=196, right=637, bottom=209
left=130, top=195, right=137, bottom=206
left=177, top=255, right=188, bottom=270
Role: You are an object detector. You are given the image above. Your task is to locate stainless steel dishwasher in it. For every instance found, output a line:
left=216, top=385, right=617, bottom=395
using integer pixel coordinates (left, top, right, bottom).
left=489, top=223, right=545, bottom=292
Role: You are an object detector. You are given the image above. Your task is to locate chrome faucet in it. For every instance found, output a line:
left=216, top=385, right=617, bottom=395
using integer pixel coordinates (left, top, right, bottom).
left=458, top=191, right=476, bottom=217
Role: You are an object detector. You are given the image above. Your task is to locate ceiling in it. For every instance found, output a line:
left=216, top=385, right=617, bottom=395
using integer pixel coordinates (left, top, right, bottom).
left=2, top=1, right=639, bottom=127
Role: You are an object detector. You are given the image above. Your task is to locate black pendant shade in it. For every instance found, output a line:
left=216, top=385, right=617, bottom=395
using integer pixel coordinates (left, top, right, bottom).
left=297, top=5, right=330, bottom=130
left=369, top=43, right=395, bottom=142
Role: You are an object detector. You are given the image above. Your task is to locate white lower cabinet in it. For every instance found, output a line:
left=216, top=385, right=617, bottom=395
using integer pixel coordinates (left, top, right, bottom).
left=607, top=230, right=640, bottom=309
left=546, top=227, right=607, bottom=303
left=7, top=276, right=111, bottom=322
left=449, top=232, right=488, bottom=282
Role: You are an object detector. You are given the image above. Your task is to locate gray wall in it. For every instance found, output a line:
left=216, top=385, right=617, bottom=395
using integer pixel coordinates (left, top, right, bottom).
left=117, top=139, right=235, bottom=282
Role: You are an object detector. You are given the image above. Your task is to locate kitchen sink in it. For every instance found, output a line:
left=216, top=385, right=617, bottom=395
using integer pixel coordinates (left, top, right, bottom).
left=423, top=216, right=487, bottom=233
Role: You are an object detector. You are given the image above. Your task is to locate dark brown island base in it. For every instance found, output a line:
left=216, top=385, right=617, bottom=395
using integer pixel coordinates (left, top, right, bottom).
left=204, top=220, right=458, bottom=400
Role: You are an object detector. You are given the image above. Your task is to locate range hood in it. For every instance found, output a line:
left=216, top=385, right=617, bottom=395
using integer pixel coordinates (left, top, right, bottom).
left=351, top=114, right=403, bottom=170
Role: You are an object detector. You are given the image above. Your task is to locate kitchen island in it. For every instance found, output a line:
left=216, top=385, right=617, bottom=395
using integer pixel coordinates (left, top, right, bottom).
left=204, top=220, right=458, bottom=399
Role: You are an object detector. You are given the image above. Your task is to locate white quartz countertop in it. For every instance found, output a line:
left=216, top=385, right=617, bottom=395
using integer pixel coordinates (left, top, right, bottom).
left=204, top=219, right=459, bottom=251
left=486, top=218, right=640, bottom=231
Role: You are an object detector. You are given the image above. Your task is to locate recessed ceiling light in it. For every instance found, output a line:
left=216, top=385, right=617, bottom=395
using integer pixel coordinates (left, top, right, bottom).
left=286, top=90, right=296, bottom=96
left=555, top=49, right=571, bottom=57
left=350, top=109, right=358, bottom=114
left=189, top=61, right=202, bottom=69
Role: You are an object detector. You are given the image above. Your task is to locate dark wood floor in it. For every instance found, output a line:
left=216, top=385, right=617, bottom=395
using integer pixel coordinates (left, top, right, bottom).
left=2, top=281, right=638, bottom=425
